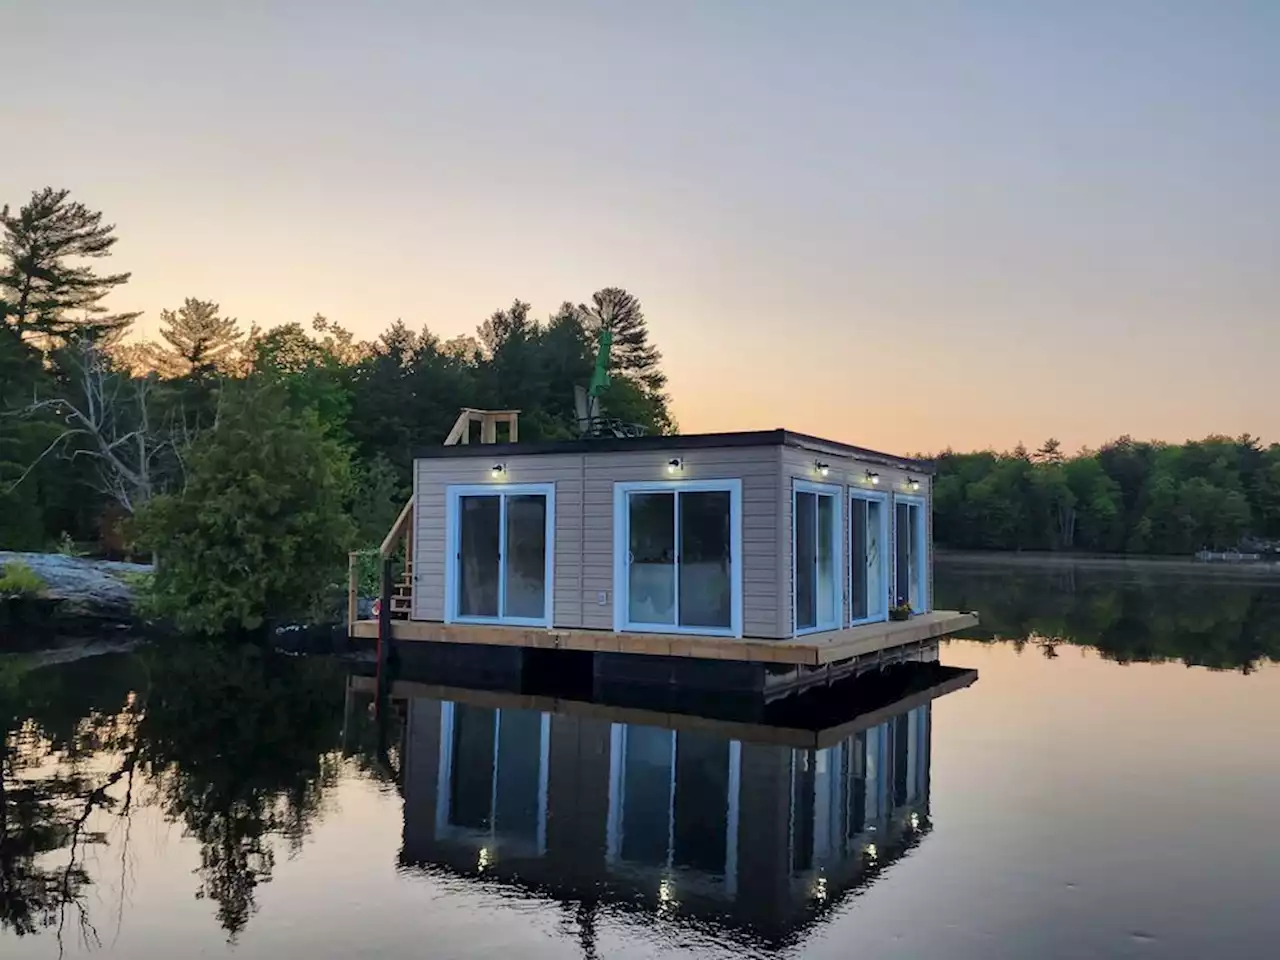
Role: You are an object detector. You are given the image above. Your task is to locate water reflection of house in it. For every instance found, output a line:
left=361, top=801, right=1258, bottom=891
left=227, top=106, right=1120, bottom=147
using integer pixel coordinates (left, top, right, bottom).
left=357, top=664, right=975, bottom=947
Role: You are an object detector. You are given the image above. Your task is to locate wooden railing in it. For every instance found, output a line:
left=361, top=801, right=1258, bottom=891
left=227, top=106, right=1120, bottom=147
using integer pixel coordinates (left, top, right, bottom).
left=347, top=496, right=415, bottom=629
left=444, top=408, right=520, bottom=445
left=347, top=408, right=522, bottom=632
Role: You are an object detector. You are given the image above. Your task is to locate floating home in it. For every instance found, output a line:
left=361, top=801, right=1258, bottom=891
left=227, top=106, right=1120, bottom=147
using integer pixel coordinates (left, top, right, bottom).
left=351, top=421, right=978, bottom=696
left=346, top=660, right=977, bottom=945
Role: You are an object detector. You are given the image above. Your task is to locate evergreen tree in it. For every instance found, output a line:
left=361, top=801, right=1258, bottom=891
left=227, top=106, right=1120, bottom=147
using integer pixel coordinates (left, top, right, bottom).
left=578, top=288, right=666, bottom=395
left=152, top=298, right=244, bottom=377
left=0, top=328, right=59, bottom=548
left=135, top=379, right=356, bottom=634
left=0, top=188, right=140, bottom=347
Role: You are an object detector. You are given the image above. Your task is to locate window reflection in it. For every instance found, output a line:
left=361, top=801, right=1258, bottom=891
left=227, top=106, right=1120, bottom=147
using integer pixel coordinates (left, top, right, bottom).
left=391, top=666, right=961, bottom=946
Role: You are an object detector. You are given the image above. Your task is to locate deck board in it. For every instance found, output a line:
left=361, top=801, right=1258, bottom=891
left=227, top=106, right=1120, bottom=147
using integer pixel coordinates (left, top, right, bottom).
left=350, top=610, right=979, bottom=667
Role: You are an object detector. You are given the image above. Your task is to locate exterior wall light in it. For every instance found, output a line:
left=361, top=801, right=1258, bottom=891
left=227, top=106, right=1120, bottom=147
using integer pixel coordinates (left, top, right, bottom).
left=865, top=470, right=880, bottom=486
left=667, top=457, right=684, bottom=474
left=491, top=463, right=506, bottom=477
left=815, top=460, right=830, bottom=478
left=907, top=476, right=921, bottom=492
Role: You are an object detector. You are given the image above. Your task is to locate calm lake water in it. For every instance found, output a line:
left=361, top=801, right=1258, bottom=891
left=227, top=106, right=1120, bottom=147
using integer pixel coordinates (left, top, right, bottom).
left=2, top=561, right=1279, bottom=959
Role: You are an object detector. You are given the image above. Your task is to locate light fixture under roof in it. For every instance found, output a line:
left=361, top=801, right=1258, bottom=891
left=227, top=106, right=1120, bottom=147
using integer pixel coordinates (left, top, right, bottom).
left=491, top=463, right=506, bottom=477
left=865, top=470, right=880, bottom=486
left=815, top=460, right=830, bottom=477
left=667, top=457, right=684, bottom=474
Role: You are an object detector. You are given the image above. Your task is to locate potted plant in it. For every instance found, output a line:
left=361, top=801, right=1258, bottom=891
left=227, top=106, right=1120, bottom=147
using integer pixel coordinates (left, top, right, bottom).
left=889, top=599, right=913, bottom=622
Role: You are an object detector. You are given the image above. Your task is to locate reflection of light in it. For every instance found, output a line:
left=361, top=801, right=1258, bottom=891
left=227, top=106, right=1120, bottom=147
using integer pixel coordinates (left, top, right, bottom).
left=478, top=847, right=491, bottom=871
left=814, top=876, right=828, bottom=902
left=910, top=812, right=920, bottom=830
left=658, top=878, right=676, bottom=909
left=864, top=843, right=878, bottom=861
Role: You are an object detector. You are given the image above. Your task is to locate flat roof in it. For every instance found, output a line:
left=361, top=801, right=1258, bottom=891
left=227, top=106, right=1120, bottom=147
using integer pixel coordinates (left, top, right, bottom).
left=415, top=428, right=933, bottom=473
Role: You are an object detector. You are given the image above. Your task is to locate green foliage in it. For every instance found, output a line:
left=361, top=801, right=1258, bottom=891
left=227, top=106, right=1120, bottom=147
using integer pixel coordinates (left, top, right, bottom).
left=251, top=319, right=357, bottom=439
left=351, top=548, right=383, bottom=599
left=0, top=187, right=140, bottom=346
left=53, top=531, right=87, bottom=557
left=135, top=380, right=356, bottom=634
left=151, top=297, right=245, bottom=377
left=349, top=454, right=409, bottom=545
left=0, top=328, right=59, bottom=549
left=0, top=560, right=45, bottom=596
left=935, top=435, right=1278, bottom=555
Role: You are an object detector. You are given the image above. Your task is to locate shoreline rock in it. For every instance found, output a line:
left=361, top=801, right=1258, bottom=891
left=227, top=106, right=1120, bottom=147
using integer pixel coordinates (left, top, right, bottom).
left=1, top=551, right=153, bottom=634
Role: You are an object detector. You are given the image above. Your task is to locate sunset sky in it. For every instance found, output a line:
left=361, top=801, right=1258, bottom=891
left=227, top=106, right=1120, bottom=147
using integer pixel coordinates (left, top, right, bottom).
left=4, top=1, right=1275, bottom=454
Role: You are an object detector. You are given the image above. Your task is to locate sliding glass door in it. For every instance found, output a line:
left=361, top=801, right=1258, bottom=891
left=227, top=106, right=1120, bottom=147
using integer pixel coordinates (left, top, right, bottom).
left=615, top=481, right=741, bottom=636
left=894, top=495, right=927, bottom=613
left=448, top=484, right=554, bottom=626
left=794, top=482, right=841, bottom=635
left=850, top=491, right=888, bottom=624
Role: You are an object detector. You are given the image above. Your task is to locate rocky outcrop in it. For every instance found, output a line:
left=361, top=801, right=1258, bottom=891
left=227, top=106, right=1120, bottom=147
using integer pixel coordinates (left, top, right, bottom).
left=1, top=551, right=152, bottom=629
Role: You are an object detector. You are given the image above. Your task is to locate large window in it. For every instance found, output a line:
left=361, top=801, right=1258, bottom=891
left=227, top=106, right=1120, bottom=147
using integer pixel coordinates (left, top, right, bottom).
left=606, top=724, right=742, bottom=886
left=793, top=482, right=841, bottom=635
left=435, top=702, right=551, bottom=854
left=447, top=484, right=554, bottom=626
left=850, top=491, right=889, bottom=624
left=614, top=481, right=741, bottom=636
left=894, top=495, right=927, bottom=613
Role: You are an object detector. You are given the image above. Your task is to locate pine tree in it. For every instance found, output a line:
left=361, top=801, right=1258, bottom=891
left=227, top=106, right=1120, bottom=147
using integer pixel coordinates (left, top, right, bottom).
left=578, top=288, right=666, bottom=395
left=0, top=188, right=140, bottom=348
left=152, top=298, right=244, bottom=377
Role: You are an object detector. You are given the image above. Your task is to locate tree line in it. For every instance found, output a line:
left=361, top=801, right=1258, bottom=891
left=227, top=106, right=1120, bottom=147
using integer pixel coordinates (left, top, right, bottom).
left=0, top=187, right=672, bottom=631
left=934, top=436, right=1280, bottom=556
left=4, top=186, right=1277, bottom=633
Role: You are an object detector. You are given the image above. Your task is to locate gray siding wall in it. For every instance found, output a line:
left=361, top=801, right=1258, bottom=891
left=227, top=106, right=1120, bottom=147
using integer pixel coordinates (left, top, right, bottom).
left=413, top=444, right=784, bottom=638
left=778, top=446, right=933, bottom=637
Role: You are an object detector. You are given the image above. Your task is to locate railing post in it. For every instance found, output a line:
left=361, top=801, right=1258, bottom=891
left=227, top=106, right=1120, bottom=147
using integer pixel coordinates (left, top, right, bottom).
left=347, top=551, right=359, bottom=630
left=376, top=557, right=394, bottom=706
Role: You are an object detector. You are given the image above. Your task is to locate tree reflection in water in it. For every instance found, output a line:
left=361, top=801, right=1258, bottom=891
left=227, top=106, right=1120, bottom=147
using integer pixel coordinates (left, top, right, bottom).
left=0, top=653, right=143, bottom=948
left=0, top=643, right=348, bottom=945
left=936, top=562, right=1280, bottom=671
left=135, top=644, right=346, bottom=939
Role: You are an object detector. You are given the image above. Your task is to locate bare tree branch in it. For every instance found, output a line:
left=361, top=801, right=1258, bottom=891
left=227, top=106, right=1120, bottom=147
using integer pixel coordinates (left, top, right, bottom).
left=7, top=343, right=178, bottom=515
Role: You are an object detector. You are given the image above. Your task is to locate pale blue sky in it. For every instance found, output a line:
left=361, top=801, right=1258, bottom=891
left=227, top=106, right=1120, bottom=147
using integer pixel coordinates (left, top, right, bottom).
left=4, top=1, right=1276, bottom=452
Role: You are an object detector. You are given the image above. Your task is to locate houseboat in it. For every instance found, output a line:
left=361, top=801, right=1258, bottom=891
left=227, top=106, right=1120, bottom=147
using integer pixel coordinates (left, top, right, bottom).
left=350, top=417, right=978, bottom=697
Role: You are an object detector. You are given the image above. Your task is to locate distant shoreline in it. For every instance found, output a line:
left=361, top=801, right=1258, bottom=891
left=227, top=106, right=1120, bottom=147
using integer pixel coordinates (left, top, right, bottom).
left=935, top=549, right=1280, bottom=579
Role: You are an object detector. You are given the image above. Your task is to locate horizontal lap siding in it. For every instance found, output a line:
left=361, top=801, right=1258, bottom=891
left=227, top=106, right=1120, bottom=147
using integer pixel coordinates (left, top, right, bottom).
left=413, top=454, right=585, bottom=624
left=414, top=445, right=783, bottom=635
left=581, top=446, right=782, bottom=637
left=779, top=447, right=933, bottom=636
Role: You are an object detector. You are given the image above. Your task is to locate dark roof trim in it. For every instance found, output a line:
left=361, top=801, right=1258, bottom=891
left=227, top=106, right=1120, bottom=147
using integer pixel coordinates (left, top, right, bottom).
left=414, top=429, right=934, bottom=474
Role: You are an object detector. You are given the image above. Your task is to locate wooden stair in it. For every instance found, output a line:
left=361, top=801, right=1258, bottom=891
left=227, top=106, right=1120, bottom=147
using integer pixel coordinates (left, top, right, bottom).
left=348, top=408, right=522, bottom=631
left=390, top=561, right=413, bottom=620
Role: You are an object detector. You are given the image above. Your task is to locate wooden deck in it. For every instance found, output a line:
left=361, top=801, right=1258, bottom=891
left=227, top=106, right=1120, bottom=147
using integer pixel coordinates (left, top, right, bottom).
left=349, top=609, right=979, bottom=667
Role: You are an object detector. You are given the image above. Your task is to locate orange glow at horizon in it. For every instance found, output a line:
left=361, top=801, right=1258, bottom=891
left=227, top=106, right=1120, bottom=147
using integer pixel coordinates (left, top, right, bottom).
left=4, top=2, right=1273, bottom=456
